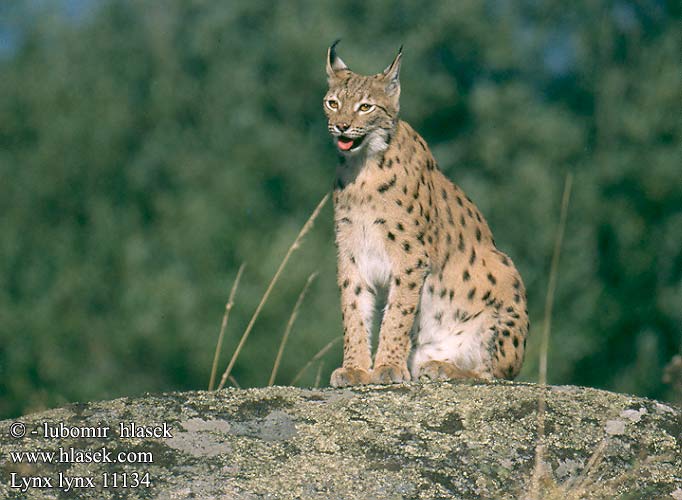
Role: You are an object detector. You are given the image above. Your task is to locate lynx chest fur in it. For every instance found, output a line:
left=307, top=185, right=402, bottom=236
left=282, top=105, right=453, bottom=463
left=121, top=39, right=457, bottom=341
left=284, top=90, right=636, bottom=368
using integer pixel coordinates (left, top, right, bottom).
left=324, top=42, right=529, bottom=387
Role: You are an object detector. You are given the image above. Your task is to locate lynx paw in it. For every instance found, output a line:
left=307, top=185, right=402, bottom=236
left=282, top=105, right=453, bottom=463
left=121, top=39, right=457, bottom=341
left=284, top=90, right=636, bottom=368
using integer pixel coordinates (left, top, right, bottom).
left=370, top=364, right=411, bottom=384
left=417, top=360, right=485, bottom=381
left=330, top=367, right=372, bottom=387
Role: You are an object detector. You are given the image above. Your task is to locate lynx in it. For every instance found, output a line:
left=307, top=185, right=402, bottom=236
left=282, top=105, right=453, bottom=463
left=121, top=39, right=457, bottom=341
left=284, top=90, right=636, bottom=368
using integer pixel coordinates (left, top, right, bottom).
left=324, top=41, right=528, bottom=387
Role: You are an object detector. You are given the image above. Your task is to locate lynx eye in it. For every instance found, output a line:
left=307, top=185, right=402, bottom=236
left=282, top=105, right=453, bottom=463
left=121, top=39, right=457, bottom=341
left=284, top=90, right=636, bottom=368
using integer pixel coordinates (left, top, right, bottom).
left=326, top=99, right=339, bottom=110
left=358, top=103, right=374, bottom=113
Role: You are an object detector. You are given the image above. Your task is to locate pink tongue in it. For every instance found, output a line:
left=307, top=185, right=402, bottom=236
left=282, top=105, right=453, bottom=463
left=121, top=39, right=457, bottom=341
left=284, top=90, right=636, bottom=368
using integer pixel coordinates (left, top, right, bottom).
left=337, top=138, right=354, bottom=151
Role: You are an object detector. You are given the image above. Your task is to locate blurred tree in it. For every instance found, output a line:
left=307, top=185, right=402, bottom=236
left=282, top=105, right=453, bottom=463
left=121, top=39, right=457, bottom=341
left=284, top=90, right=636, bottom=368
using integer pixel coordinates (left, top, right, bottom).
left=0, top=0, right=679, bottom=418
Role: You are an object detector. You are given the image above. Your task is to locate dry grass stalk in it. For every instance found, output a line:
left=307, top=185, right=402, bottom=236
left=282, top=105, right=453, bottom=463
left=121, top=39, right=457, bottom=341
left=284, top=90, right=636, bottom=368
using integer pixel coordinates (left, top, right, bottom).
left=268, top=272, right=318, bottom=386
left=227, top=375, right=241, bottom=389
left=564, top=437, right=608, bottom=499
left=314, top=362, right=324, bottom=388
left=521, top=436, right=609, bottom=499
left=291, top=336, right=342, bottom=385
left=527, top=173, right=573, bottom=499
left=217, top=193, right=330, bottom=391
left=538, top=173, right=573, bottom=386
left=208, top=263, right=246, bottom=391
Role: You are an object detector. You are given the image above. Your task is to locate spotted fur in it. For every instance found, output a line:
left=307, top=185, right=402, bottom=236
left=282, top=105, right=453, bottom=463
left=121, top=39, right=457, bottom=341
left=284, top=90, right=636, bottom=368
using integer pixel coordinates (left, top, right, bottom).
left=325, top=42, right=528, bottom=387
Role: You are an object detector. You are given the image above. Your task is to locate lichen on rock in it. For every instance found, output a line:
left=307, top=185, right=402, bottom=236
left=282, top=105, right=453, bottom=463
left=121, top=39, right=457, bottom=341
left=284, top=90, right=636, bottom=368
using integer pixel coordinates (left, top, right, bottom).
left=1, top=381, right=680, bottom=499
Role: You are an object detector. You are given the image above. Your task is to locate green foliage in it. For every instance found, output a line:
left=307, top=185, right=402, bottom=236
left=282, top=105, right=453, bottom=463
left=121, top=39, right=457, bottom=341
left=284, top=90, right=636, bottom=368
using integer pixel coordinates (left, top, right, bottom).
left=0, top=0, right=680, bottom=418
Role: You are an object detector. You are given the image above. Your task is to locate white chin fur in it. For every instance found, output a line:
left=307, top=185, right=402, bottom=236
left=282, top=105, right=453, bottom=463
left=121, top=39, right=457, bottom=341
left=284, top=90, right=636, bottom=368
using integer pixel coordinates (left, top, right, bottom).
left=337, top=130, right=389, bottom=157
left=366, top=129, right=389, bottom=156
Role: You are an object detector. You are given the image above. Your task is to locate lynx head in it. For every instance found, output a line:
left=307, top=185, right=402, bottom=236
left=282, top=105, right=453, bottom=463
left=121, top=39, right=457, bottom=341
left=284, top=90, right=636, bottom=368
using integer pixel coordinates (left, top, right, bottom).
left=323, top=40, right=402, bottom=157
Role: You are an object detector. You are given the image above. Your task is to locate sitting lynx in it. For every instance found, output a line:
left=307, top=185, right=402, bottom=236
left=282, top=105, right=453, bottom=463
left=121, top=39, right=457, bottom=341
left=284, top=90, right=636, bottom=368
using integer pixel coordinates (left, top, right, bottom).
left=325, top=41, right=528, bottom=387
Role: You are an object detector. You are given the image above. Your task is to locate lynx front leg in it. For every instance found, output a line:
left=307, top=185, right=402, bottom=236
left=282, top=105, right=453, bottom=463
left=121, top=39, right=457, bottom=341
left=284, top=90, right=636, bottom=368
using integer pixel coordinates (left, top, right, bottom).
left=330, top=258, right=374, bottom=388
left=372, top=272, right=424, bottom=384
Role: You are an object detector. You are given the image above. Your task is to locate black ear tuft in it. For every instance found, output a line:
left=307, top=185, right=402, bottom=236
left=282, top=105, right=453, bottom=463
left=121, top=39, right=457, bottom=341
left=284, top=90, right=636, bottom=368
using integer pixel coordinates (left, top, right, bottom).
left=330, top=39, right=342, bottom=55
left=327, top=39, right=349, bottom=80
left=382, top=45, right=403, bottom=96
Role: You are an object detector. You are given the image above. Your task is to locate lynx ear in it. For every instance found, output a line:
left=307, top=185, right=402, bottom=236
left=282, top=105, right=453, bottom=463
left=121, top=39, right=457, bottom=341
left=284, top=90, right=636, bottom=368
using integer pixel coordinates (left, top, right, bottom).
left=382, top=45, right=402, bottom=96
left=326, top=39, right=349, bottom=83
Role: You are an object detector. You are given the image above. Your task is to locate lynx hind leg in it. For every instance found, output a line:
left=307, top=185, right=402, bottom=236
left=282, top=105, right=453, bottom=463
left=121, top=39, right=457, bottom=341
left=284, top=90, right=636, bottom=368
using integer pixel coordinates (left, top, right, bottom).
left=417, top=360, right=483, bottom=381
left=410, top=310, right=498, bottom=381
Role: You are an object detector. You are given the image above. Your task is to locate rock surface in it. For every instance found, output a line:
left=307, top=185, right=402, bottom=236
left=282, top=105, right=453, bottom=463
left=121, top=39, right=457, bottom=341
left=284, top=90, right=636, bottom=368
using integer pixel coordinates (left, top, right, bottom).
left=1, top=381, right=681, bottom=499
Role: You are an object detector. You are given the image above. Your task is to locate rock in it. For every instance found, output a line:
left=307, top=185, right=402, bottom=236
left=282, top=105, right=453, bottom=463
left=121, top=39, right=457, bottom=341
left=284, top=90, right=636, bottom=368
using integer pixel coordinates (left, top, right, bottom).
left=604, top=419, right=626, bottom=435
left=1, top=381, right=680, bottom=499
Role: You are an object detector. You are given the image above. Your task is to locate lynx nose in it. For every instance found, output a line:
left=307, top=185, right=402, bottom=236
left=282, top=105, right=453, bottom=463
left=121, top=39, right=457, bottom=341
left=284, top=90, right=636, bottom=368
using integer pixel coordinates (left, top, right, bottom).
left=337, top=123, right=350, bottom=132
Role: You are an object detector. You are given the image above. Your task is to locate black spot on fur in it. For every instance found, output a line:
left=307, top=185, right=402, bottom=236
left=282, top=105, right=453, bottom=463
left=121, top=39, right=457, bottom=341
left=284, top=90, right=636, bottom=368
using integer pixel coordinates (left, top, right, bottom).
left=476, top=227, right=482, bottom=242
left=377, top=174, right=397, bottom=193
left=447, top=206, right=454, bottom=225
left=463, top=270, right=470, bottom=281
left=374, top=218, right=386, bottom=225
left=467, top=288, right=476, bottom=301
left=487, top=273, right=497, bottom=285
left=387, top=232, right=396, bottom=241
